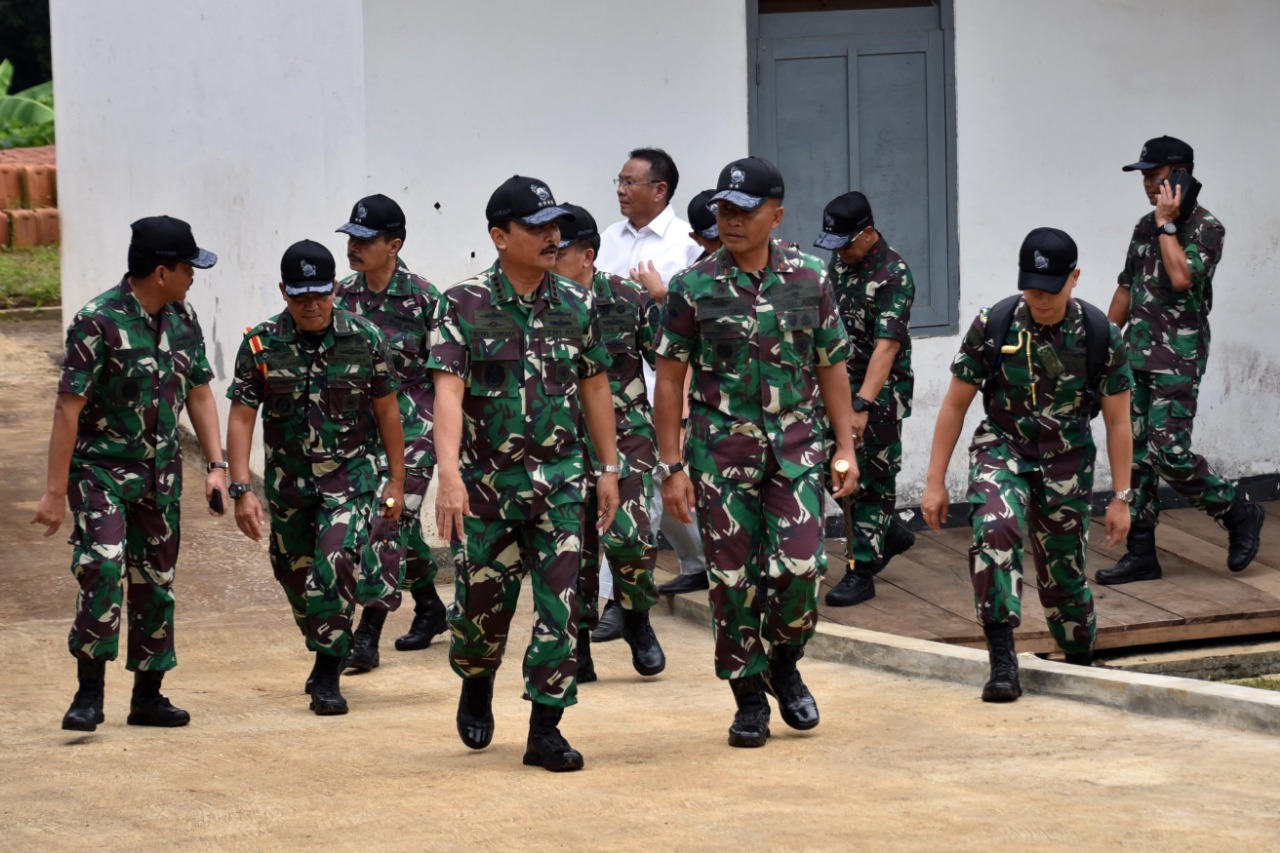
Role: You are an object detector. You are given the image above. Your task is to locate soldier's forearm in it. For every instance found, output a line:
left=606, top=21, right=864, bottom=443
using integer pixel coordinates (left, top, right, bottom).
left=856, top=338, right=901, bottom=404
left=44, top=393, right=86, bottom=496
left=927, top=378, right=977, bottom=486
left=226, top=403, right=258, bottom=482
left=581, top=372, right=618, bottom=465
left=816, top=362, right=855, bottom=454
left=1107, top=287, right=1131, bottom=327
left=432, top=371, right=465, bottom=480
left=184, top=384, right=225, bottom=463
left=1101, top=391, right=1133, bottom=492
left=1159, top=235, right=1193, bottom=292
left=654, top=356, right=688, bottom=463
left=372, top=394, right=406, bottom=484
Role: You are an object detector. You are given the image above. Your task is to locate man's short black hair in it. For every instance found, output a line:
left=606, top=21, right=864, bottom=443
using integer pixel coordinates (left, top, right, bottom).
left=571, top=235, right=601, bottom=255
left=489, top=220, right=512, bottom=233
left=630, top=147, right=679, bottom=199
left=127, top=252, right=180, bottom=279
left=385, top=227, right=407, bottom=243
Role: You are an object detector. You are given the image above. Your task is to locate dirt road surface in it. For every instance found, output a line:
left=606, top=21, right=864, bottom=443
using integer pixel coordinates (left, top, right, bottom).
left=4, top=319, right=1280, bottom=852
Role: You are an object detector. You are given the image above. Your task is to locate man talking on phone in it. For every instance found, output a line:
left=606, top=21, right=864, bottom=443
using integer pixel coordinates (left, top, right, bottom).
left=1099, top=135, right=1265, bottom=585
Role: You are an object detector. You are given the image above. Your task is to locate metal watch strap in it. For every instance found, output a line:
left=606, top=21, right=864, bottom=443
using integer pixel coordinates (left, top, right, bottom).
left=208, top=460, right=229, bottom=473
left=228, top=482, right=253, bottom=499
left=599, top=464, right=621, bottom=475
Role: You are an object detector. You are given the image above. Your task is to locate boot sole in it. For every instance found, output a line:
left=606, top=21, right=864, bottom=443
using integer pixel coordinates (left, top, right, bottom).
left=1228, top=505, right=1266, bottom=572
left=522, top=751, right=584, bottom=771
left=309, top=701, right=349, bottom=716
left=825, top=588, right=875, bottom=607
left=127, top=713, right=190, bottom=727
left=1094, top=569, right=1161, bottom=585
left=61, top=713, right=104, bottom=732
left=457, top=720, right=495, bottom=750
left=981, top=687, right=1022, bottom=703
left=727, top=728, right=770, bottom=748
left=343, top=661, right=379, bottom=673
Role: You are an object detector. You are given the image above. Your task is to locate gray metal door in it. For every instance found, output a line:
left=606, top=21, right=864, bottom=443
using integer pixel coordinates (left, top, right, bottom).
left=750, top=3, right=956, bottom=332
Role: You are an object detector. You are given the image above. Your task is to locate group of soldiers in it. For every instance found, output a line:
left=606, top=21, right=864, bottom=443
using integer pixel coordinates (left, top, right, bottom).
left=31, top=134, right=1264, bottom=771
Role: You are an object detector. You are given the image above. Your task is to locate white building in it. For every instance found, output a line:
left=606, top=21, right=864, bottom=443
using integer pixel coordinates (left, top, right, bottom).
left=50, top=0, right=1280, bottom=505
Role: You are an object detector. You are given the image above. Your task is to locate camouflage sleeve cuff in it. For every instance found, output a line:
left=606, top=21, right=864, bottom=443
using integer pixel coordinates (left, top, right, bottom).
left=875, top=316, right=910, bottom=344
left=58, top=369, right=93, bottom=398
left=816, top=337, right=851, bottom=367
left=189, top=365, right=215, bottom=388
left=653, top=328, right=692, bottom=363
left=427, top=342, right=468, bottom=378
left=951, top=355, right=984, bottom=385
left=226, top=384, right=261, bottom=409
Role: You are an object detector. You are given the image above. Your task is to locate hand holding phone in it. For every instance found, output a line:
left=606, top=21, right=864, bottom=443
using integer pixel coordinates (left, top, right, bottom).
left=1163, top=168, right=1201, bottom=220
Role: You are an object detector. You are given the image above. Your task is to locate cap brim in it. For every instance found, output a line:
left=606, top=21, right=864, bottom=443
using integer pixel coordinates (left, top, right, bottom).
left=187, top=248, right=218, bottom=269
left=1017, top=270, right=1069, bottom=294
left=283, top=280, right=335, bottom=297
left=696, top=225, right=719, bottom=239
left=711, top=190, right=766, bottom=211
left=813, top=231, right=852, bottom=251
left=337, top=223, right=383, bottom=240
left=1121, top=160, right=1161, bottom=172
left=516, top=206, right=575, bottom=227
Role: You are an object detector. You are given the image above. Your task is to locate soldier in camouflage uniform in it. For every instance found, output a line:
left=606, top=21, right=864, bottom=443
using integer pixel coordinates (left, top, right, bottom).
left=431, top=176, right=619, bottom=773
left=813, top=192, right=917, bottom=608
left=552, top=203, right=665, bottom=682
left=332, top=194, right=447, bottom=672
left=1099, top=136, right=1264, bottom=584
left=923, top=228, right=1133, bottom=702
left=32, top=216, right=225, bottom=732
left=226, top=240, right=405, bottom=716
left=655, top=157, right=858, bottom=748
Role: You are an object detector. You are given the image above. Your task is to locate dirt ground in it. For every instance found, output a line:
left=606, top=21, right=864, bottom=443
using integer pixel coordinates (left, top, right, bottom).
left=4, top=318, right=1280, bottom=852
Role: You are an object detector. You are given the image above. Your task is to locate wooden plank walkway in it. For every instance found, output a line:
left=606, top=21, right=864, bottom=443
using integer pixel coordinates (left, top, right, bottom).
left=654, top=501, right=1280, bottom=656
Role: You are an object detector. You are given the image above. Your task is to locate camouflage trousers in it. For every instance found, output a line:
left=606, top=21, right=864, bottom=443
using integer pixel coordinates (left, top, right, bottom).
left=1130, top=370, right=1235, bottom=529
left=842, top=420, right=904, bottom=569
left=67, top=472, right=180, bottom=671
left=577, top=471, right=659, bottom=631
left=448, top=503, right=583, bottom=708
left=966, top=440, right=1094, bottom=655
left=357, top=466, right=440, bottom=609
left=267, top=493, right=374, bottom=658
left=694, top=458, right=826, bottom=680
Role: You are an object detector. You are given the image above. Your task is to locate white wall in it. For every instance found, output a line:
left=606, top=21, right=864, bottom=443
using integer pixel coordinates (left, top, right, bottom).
left=904, top=0, right=1280, bottom=503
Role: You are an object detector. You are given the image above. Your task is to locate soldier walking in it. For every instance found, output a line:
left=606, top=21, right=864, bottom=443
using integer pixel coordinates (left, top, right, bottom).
left=922, top=228, right=1133, bottom=701
left=655, top=157, right=859, bottom=748
left=431, top=176, right=619, bottom=772
left=31, top=216, right=226, bottom=732
left=226, top=240, right=405, bottom=716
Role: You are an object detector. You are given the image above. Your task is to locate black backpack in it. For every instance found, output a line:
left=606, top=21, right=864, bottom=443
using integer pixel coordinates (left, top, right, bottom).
left=980, top=295, right=1112, bottom=418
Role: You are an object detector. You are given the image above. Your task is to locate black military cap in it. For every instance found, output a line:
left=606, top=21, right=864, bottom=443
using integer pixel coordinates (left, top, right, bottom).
left=1122, top=136, right=1194, bottom=172
left=814, top=192, right=874, bottom=251
left=1017, top=227, right=1078, bottom=294
left=486, top=175, right=575, bottom=227
left=337, top=194, right=406, bottom=240
left=687, top=189, right=719, bottom=239
left=555, top=203, right=599, bottom=248
left=280, top=239, right=336, bottom=297
left=711, top=157, right=785, bottom=211
left=129, top=215, right=217, bottom=269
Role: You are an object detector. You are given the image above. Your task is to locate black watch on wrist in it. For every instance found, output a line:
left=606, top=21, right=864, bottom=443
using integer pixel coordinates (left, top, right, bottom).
left=852, top=395, right=873, bottom=413
left=654, top=461, right=684, bottom=480
left=228, top=482, right=253, bottom=500
left=1160, top=221, right=1178, bottom=236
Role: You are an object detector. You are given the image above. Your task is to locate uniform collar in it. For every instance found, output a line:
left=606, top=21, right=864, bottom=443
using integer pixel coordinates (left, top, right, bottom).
left=489, top=260, right=560, bottom=306
left=853, top=235, right=888, bottom=275
left=346, top=261, right=415, bottom=296
left=115, top=276, right=147, bottom=318
left=591, top=270, right=617, bottom=304
left=712, top=239, right=788, bottom=282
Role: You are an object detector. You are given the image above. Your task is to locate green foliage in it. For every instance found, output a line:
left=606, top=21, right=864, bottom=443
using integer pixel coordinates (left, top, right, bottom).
left=1226, top=676, right=1280, bottom=692
left=0, top=59, right=53, bottom=149
left=0, top=245, right=60, bottom=308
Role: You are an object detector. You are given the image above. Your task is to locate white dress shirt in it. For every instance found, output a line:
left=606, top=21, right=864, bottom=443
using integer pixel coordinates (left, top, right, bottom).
left=596, top=204, right=702, bottom=285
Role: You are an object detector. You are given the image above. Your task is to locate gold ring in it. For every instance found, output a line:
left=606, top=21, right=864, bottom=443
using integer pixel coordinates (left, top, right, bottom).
left=384, top=497, right=396, bottom=508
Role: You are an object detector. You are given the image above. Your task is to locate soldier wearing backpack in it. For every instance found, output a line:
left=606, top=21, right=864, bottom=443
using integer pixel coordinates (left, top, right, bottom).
left=921, top=228, right=1134, bottom=702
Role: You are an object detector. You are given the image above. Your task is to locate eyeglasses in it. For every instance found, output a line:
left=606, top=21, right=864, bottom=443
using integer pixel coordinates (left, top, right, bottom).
left=613, top=178, right=660, bottom=189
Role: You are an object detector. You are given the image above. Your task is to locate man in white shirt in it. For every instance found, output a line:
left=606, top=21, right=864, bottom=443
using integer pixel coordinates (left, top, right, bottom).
left=595, top=148, right=707, bottom=638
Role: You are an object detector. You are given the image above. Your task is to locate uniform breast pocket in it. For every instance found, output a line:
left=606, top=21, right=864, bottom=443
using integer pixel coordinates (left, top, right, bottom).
left=543, top=341, right=580, bottom=397
left=469, top=339, right=522, bottom=397
left=778, top=308, right=817, bottom=365
left=699, top=318, right=750, bottom=373
left=104, top=355, right=158, bottom=409
left=265, top=378, right=305, bottom=420
left=388, top=333, right=424, bottom=380
left=606, top=340, right=639, bottom=384
left=326, top=380, right=369, bottom=420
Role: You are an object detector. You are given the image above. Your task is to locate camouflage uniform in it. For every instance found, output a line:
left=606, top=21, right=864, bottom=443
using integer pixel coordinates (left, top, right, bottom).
left=1118, top=206, right=1234, bottom=529
left=227, top=309, right=398, bottom=658
left=59, top=277, right=213, bottom=671
left=829, top=238, right=914, bottom=568
left=656, top=241, right=851, bottom=679
left=951, top=299, right=1132, bottom=654
left=334, top=262, right=441, bottom=608
left=428, top=262, right=610, bottom=708
left=577, top=270, right=661, bottom=630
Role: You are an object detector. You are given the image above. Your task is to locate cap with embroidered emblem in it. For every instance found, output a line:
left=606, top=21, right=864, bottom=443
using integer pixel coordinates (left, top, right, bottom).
left=1017, top=227, right=1077, bottom=294
left=555, top=203, right=599, bottom=248
left=486, top=175, right=575, bottom=228
left=813, top=192, right=874, bottom=251
left=280, top=239, right=336, bottom=297
left=1122, top=135, right=1194, bottom=172
left=711, top=157, right=785, bottom=211
left=336, top=194, right=405, bottom=240
left=687, top=189, right=719, bottom=239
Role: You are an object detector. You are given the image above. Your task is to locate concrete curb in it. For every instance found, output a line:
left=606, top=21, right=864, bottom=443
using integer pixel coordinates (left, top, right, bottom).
left=659, top=588, right=1280, bottom=736
left=0, top=305, right=60, bottom=321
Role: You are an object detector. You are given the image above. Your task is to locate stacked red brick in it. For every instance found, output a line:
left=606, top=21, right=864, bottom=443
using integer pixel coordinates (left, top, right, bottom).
left=0, top=145, right=58, bottom=247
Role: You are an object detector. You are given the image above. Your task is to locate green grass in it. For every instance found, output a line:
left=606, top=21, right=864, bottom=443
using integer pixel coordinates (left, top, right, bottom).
left=1225, top=676, right=1280, bottom=692
left=0, top=245, right=60, bottom=308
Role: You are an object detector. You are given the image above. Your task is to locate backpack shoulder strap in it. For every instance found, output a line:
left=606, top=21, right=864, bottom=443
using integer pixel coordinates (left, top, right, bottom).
left=1077, top=299, right=1112, bottom=417
left=980, top=295, right=1022, bottom=413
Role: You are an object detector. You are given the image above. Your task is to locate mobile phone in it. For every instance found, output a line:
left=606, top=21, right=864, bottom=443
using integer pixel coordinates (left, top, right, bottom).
left=1164, top=167, right=1201, bottom=219
left=208, top=488, right=225, bottom=514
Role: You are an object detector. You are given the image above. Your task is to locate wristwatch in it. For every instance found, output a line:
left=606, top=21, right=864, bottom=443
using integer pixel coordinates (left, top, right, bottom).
left=228, top=482, right=253, bottom=500
left=208, top=460, right=228, bottom=473
left=653, top=460, right=684, bottom=480
left=598, top=463, right=621, bottom=475
left=1160, top=221, right=1178, bottom=236
left=1112, top=488, right=1135, bottom=504
left=852, top=395, right=873, bottom=413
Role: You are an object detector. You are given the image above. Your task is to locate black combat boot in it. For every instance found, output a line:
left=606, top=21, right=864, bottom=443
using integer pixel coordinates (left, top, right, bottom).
left=1095, top=528, right=1162, bottom=585
left=621, top=608, right=666, bottom=676
left=127, top=670, right=191, bottom=727
left=981, top=623, right=1022, bottom=703
left=824, top=567, right=875, bottom=606
left=61, top=658, right=106, bottom=732
left=456, top=675, right=495, bottom=749
left=344, top=608, right=386, bottom=673
left=523, top=702, right=584, bottom=772
left=764, top=645, right=820, bottom=730
left=577, top=629, right=598, bottom=683
left=394, top=585, right=448, bottom=651
left=304, top=653, right=322, bottom=695
left=308, top=653, right=349, bottom=716
left=1219, top=498, right=1266, bottom=572
left=1064, top=649, right=1093, bottom=667
left=873, top=517, right=917, bottom=575
left=727, top=674, right=771, bottom=748
left=592, top=598, right=624, bottom=642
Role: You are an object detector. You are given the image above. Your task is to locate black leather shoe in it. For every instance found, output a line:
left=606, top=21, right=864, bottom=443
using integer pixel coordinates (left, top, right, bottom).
left=1064, top=650, right=1093, bottom=667
left=621, top=609, right=666, bottom=676
left=523, top=702, right=584, bottom=772
left=1095, top=528, right=1162, bottom=585
left=395, top=586, right=448, bottom=651
left=62, top=658, right=106, bottom=732
left=344, top=608, right=386, bottom=673
left=577, top=630, right=597, bottom=684
left=764, top=645, right=819, bottom=730
left=657, top=572, right=709, bottom=595
left=457, top=675, right=495, bottom=749
left=127, top=670, right=191, bottom=727
left=591, top=599, right=624, bottom=643
left=1221, top=499, right=1266, bottom=572
left=825, top=568, right=875, bottom=607
left=982, top=623, right=1022, bottom=703
left=727, top=675, right=771, bottom=748
left=309, top=653, right=349, bottom=716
